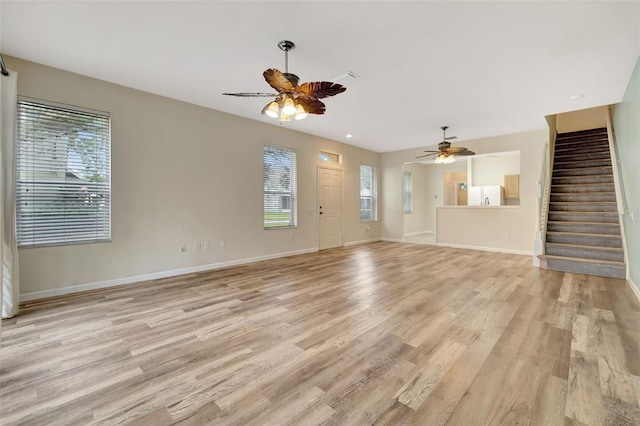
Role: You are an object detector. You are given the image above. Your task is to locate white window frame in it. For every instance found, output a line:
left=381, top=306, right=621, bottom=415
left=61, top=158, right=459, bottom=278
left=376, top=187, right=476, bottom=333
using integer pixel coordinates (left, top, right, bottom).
left=16, top=97, right=111, bottom=248
left=403, top=171, right=413, bottom=213
left=360, top=163, right=377, bottom=222
left=264, top=145, right=297, bottom=229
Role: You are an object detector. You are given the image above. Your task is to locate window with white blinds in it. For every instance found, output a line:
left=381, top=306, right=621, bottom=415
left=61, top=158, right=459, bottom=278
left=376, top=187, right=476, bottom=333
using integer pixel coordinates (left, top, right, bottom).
left=264, top=145, right=297, bottom=229
left=16, top=98, right=111, bottom=248
left=403, top=171, right=413, bottom=213
left=360, top=164, right=377, bottom=222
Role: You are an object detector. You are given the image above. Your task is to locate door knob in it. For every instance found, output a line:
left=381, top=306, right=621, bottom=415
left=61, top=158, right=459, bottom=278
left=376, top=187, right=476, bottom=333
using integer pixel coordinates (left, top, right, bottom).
left=319, top=212, right=323, bottom=214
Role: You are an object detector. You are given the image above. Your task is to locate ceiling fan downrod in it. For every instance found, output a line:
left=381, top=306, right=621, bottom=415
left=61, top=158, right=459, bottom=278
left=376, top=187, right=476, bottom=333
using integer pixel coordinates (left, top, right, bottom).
left=278, top=40, right=295, bottom=74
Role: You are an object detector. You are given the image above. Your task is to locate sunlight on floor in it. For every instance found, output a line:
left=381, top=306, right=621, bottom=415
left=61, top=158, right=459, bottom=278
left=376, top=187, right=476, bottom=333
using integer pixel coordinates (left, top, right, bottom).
left=403, top=232, right=436, bottom=245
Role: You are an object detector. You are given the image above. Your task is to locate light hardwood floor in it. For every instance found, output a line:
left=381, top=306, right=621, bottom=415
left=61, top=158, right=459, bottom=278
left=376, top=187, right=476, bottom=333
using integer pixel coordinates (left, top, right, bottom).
left=1, top=242, right=639, bottom=425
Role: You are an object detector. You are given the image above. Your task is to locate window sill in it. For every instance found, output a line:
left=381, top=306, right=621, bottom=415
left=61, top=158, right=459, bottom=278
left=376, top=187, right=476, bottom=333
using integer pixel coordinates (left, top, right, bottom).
left=264, top=226, right=298, bottom=230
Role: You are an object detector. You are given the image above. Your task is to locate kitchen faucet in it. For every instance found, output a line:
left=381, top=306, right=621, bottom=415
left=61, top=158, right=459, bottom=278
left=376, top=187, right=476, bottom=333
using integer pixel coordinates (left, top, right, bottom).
left=484, top=196, right=490, bottom=206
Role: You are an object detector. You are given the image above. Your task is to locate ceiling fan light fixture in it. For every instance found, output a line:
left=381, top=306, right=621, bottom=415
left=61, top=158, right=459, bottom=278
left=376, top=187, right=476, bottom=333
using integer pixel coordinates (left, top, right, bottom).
left=294, top=104, right=307, bottom=120
left=282, top=97, right=296, bottom=115
left=265, top=101, right=280, bottom=118
left=435, top=153, right=455, bottom=164
left=223, top=40, right=346, bottom=119
left=278, top=110, right=291, bottom=122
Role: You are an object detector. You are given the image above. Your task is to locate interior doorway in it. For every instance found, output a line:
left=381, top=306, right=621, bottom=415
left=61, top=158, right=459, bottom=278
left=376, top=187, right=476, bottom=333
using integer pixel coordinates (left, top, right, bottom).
left=443, top=171, right=468, bottom=206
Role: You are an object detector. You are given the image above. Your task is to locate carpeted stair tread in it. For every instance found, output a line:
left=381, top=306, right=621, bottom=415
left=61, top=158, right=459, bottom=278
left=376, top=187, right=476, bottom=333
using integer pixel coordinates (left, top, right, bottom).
left=555, top=129, right=607, bottom=140
left=539, top=254, right=624, bottom=267
left=538, top=254, right=625, bottom=279
left=552, top=166, right=613, bottom=177
left=546, top=231, right=622, bottom=248
left=546, top=231, right=621, bottom=239
left=551, top=184, right=615, bottom=193
left=547, top=221, right=620, bottom=235
left=554, top=152, right=611, bottom=162
left=547, top=220, right=620, bottom=227
left=547, top=211, right=619, bottom=222
left=555, top=144, right=610, bottom=153
left=552, top=175, right=614, bottom=185
left=547, top=231, right=620, bottom=239
left=544, top=243, right=624, bottom=262
left=550, top=192, right=617, bottom=203
left=545, top=242, right=623, bottom=253
left=554, top=139, right=609, bottom=148
left=553, top=159, right=612, bottom=169
left=548, top=201, right=617, bottom=212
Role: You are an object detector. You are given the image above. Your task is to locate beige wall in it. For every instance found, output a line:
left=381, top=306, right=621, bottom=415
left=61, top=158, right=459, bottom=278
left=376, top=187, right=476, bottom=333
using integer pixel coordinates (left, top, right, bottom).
left=613, top=55, right=640, bottom=294
left=469, top=151, right=520, bottom=187
left=7, top=56, right=381, bottom=298
left=556, top=106, right=607, bottom=133
left=401, top=163, right=429, bottom=235
left=383, top=130, right=547, bottom=254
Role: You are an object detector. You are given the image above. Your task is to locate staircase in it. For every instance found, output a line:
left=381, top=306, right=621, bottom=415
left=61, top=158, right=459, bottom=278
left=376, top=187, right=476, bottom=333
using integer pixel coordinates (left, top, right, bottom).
left=540, top=127, right=626, bottom=279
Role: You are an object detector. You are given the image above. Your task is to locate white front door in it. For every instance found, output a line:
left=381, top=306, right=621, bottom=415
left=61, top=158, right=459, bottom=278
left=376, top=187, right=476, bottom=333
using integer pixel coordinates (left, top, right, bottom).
left=318, top=167, right=344, bottom=250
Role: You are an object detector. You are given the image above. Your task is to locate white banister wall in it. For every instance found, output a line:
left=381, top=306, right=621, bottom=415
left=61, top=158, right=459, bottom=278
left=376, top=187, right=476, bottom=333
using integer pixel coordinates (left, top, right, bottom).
left=605, top=105, right=631, bottom=279
left=533, top=114, right=557, bottom=266
left=533, top=142, right=549, bottom=266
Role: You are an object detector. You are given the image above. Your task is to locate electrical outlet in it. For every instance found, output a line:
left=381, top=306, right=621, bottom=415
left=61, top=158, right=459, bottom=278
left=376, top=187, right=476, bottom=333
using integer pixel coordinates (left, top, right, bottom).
left=195, top=242, right=202, bottom=251
left=180, top=244, right=187, bottom=253
left=291, top=233, right=295, bottom=240
left=220, top=239, right=225, bottom=248
left=204, top=241, right=210, bottom=249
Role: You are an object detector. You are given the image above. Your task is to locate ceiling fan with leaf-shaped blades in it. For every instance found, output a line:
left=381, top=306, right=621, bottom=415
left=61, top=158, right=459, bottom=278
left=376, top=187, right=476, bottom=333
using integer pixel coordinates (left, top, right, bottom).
left=223, top=40, right=346, bottom=121
left=416, top=126, right=475, bottom=164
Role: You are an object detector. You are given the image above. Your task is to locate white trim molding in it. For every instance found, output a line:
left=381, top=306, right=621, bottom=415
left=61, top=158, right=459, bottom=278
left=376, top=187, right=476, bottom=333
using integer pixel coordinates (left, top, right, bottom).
left=436, top=242, right=532, bottom=256
left=628, top=278, right=640, bottom=303
left=20, top=247, right=319, bottom=302
left=343, top=238, right=381, bottom=247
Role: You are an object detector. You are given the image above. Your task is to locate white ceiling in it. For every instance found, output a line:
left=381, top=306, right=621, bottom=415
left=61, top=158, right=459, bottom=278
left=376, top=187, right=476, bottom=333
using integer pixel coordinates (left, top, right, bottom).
left=1, top=1, right=639, bottom=153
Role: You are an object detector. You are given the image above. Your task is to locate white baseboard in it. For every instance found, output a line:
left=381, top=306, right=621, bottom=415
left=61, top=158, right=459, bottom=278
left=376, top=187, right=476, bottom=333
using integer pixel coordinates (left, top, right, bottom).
left=343, top=238, right=381, bottom=247
left=435, top=242, right=532, bottom=256
left=20, top=247, right=319, bottom=302
left=628, top=277, right=640, bottom=303
left=381, top=237, right=405, bottom=243
left=403, top=230, right=434, bottom=237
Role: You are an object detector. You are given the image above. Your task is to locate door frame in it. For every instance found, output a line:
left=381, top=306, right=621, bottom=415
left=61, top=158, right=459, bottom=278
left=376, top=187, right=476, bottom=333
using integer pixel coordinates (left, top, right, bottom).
left=317, top=165, right=344, bottom=250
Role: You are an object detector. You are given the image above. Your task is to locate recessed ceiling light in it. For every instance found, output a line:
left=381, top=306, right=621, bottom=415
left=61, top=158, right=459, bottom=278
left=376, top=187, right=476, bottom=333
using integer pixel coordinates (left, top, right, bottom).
left=346, top=134, right=353, bottom=138
left=569, top=94, right=584, bottom=101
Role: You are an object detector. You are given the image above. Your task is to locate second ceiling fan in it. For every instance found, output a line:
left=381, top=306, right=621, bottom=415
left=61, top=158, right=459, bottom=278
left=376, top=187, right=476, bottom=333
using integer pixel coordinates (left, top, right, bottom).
left=223, top=40, right=346, bottom=121
left=417, top=126, right=475, bottom=164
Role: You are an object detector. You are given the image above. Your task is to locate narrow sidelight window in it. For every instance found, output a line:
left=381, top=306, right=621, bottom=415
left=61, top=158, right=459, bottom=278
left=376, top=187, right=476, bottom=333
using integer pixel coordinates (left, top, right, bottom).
left=403, top=171, right=413, bottom=213
left=360, top=164, right=377, bottom=222
left=264, top=145, right=297, bottom=228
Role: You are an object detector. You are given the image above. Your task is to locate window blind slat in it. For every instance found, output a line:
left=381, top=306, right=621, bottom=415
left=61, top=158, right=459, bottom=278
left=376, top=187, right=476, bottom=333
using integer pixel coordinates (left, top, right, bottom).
left=17, top=99, right=111, bottom=248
